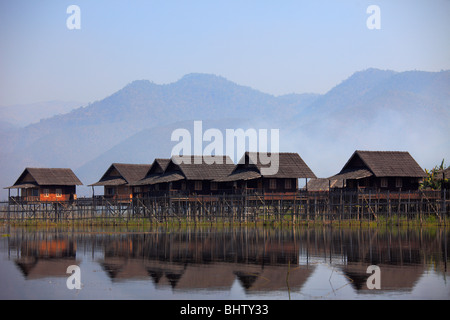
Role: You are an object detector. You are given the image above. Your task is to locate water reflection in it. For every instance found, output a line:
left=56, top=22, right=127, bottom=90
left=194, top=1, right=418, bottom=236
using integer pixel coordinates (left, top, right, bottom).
left=1, top=226, right=449, bottom=298
left=10, top=233, right=79, bottom=280
left=96, top=228, right=313, bottom=293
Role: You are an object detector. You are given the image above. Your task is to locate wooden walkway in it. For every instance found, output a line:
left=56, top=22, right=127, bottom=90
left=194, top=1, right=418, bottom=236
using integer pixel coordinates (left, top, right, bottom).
left=1, top=189, right=449, bottom=225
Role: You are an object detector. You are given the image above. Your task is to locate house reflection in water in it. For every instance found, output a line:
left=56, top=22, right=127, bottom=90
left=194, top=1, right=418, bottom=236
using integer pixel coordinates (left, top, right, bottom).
left=339, top=232, right=430, bottom=292
left=98, top=229, right=316, bottom=293
left=341, top=263, right=425, bottom=292
left=13, top=237, right=79, bottom=280
left=96, top=228, right=448, bottom=294
left=5, top=227, right=448, bottom=295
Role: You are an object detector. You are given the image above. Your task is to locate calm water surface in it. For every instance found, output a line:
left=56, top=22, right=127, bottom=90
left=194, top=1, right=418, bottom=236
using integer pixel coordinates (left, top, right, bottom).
left=0, top=225, right=448, bottom=300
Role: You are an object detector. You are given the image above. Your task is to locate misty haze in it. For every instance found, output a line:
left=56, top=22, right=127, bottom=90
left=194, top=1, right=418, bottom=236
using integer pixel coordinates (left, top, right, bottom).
left=0, top=69, right=449, bottom=198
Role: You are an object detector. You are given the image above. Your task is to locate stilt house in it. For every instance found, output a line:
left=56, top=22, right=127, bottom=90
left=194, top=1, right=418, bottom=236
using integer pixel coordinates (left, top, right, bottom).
left=131, top=158, right=171, bottom=197
left=216, top=152, right=317, bottom=193
left=151, top=155, right=235, bottom=195
left=6, top=168, right=82, bottom=202
left=330, top=150, right=426, bottom=191
left=89, top=163, right=151, bottom=200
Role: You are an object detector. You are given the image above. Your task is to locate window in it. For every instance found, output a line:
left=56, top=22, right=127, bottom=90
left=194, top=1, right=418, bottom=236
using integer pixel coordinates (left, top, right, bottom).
left=380, top=178, right=388, bottom=188
left=56, top=189, right=62, bottom=197
left=396, top=178, right=403, bottom=188
left=210, top=181, right=218, bottom=191
left=181, top=181, right=186, bottom=190
left=284, top=179, right=292, bottom=190
left=195, top=181, right=203, bottom=191
left=106, top=187, right=115, bottom=195
left=269, top=179, right=277, bottom=190
left=31, top=189, right=39, bottom=197
left=43, top=189, right=49, bottom=197
left=134, top=187, right=141, bottom=193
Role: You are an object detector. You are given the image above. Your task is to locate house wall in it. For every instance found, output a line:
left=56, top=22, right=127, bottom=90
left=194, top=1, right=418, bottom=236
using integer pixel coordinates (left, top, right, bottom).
left=262, top=178, right=298, bottom=193
left=227, top=178, right=298, bottom=194
left=133, top=184, right=170, bottom=197
left=147, top=180, right=228, bottom=195
left=104, top=185, right=133, bottom=200
left=38, top=185, right=77, bottom=202
left=19, top=188, right=40, bottom=201
left=346, top=177, right=421, bottom=191
left=168, top=180, right=211, bottom=195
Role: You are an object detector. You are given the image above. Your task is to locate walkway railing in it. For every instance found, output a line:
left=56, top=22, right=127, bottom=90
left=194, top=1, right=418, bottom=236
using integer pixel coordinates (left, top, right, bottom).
left=0, top=189, right=448, bottom=225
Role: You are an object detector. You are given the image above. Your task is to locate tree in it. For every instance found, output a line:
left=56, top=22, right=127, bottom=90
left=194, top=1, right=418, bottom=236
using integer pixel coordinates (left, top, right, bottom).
left=420, top=159, right=449, bottom=190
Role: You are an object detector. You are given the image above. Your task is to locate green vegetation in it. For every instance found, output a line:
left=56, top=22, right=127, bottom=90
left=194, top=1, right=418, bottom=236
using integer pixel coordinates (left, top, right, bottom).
left=1, top=213, right=447, bottom=228
left=420, top=159, right=449, bottom=190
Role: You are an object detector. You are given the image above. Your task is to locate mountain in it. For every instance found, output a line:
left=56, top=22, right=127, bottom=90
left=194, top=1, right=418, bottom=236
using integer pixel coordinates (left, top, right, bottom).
left=1, top=69, right=449, bottom=198
left=0, top=73, right=318, bottom=197
left=285, top=69, right=450, bottom=177
left=0, top=100, right=84, bottom=127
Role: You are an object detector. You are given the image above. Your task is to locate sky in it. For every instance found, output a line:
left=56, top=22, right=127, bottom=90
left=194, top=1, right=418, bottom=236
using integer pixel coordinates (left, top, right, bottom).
left=0, top=0, right=449, bottom=106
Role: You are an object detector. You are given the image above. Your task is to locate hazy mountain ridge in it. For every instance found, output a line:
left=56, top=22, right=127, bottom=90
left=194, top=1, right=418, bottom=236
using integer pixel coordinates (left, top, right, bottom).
left=1, top=68, right=449, bottom=198
left=0, top=100, right=84, bottom=127
left=295, top=69, right=450, bottom=128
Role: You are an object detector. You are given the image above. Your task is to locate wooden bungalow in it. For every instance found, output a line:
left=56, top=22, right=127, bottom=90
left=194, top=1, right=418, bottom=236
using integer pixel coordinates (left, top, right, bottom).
left=6, top=168, right=82, bottom=202
left=215, top=152, right=317, bottom=194
left=130, top=158, right=171, bottom=197
left=89, top=163, right=151, bottom=200
left=330, top=150, right=426, bottom=192
left=150, top=155, right=235, bottom=195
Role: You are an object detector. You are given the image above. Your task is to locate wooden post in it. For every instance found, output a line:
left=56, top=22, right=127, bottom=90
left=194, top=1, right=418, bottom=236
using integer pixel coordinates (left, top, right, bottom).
left=7, top=189, right=10, bottom=222
left=442, top=188, right=446, bottom=223
left=306, top=195, right=310, bottom=222
left=388, top=191, right=391, bottom=222
left=349, top=192, right=353, bottom=221
left=314, top=194, right=317, bottom=222
left=328, top=180, right=331, bottom=223
left=444, top=189, right=447, bottom=223
left=340, top=189, right=343, bottom=225
left=293, top=191, right=297, bottom=225
left=407, top=191, right=410, bottom=224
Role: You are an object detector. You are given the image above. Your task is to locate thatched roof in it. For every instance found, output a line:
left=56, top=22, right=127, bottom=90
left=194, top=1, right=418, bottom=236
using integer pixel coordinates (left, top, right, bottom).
left=435, top=167, right=450, bottom=180
left=305, top=178, right=344, bottom=191
left=330, top=168, right=374, bottom=181
left=215, top=169, right=262, bottom=182
left=339, top=151, right=426, bottom=178
left=6, top=168, right=83, bottom=189
left=216, top=152, right=316, bottom=182
left=90, top=177, right=127, bottom=186
left=152, top=172, right=185, bottom=184
left=90, top=163, right=151, bottom=187
left=131, top=158, right=171, bottom=186
left=153, top=155, right=235, bottom=183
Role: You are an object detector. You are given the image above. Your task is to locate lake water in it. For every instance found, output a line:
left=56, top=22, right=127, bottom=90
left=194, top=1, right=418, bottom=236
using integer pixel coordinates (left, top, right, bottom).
left=0, top=225, right=448, bottom=300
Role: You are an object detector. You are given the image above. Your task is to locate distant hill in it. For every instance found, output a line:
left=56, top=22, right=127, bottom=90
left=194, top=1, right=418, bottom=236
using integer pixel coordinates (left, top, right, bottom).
left=0, top=100, right=84, bottom=127
left=285, top=69, right=450, bottom=177
left=1, top=69, right=449, bottom=198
